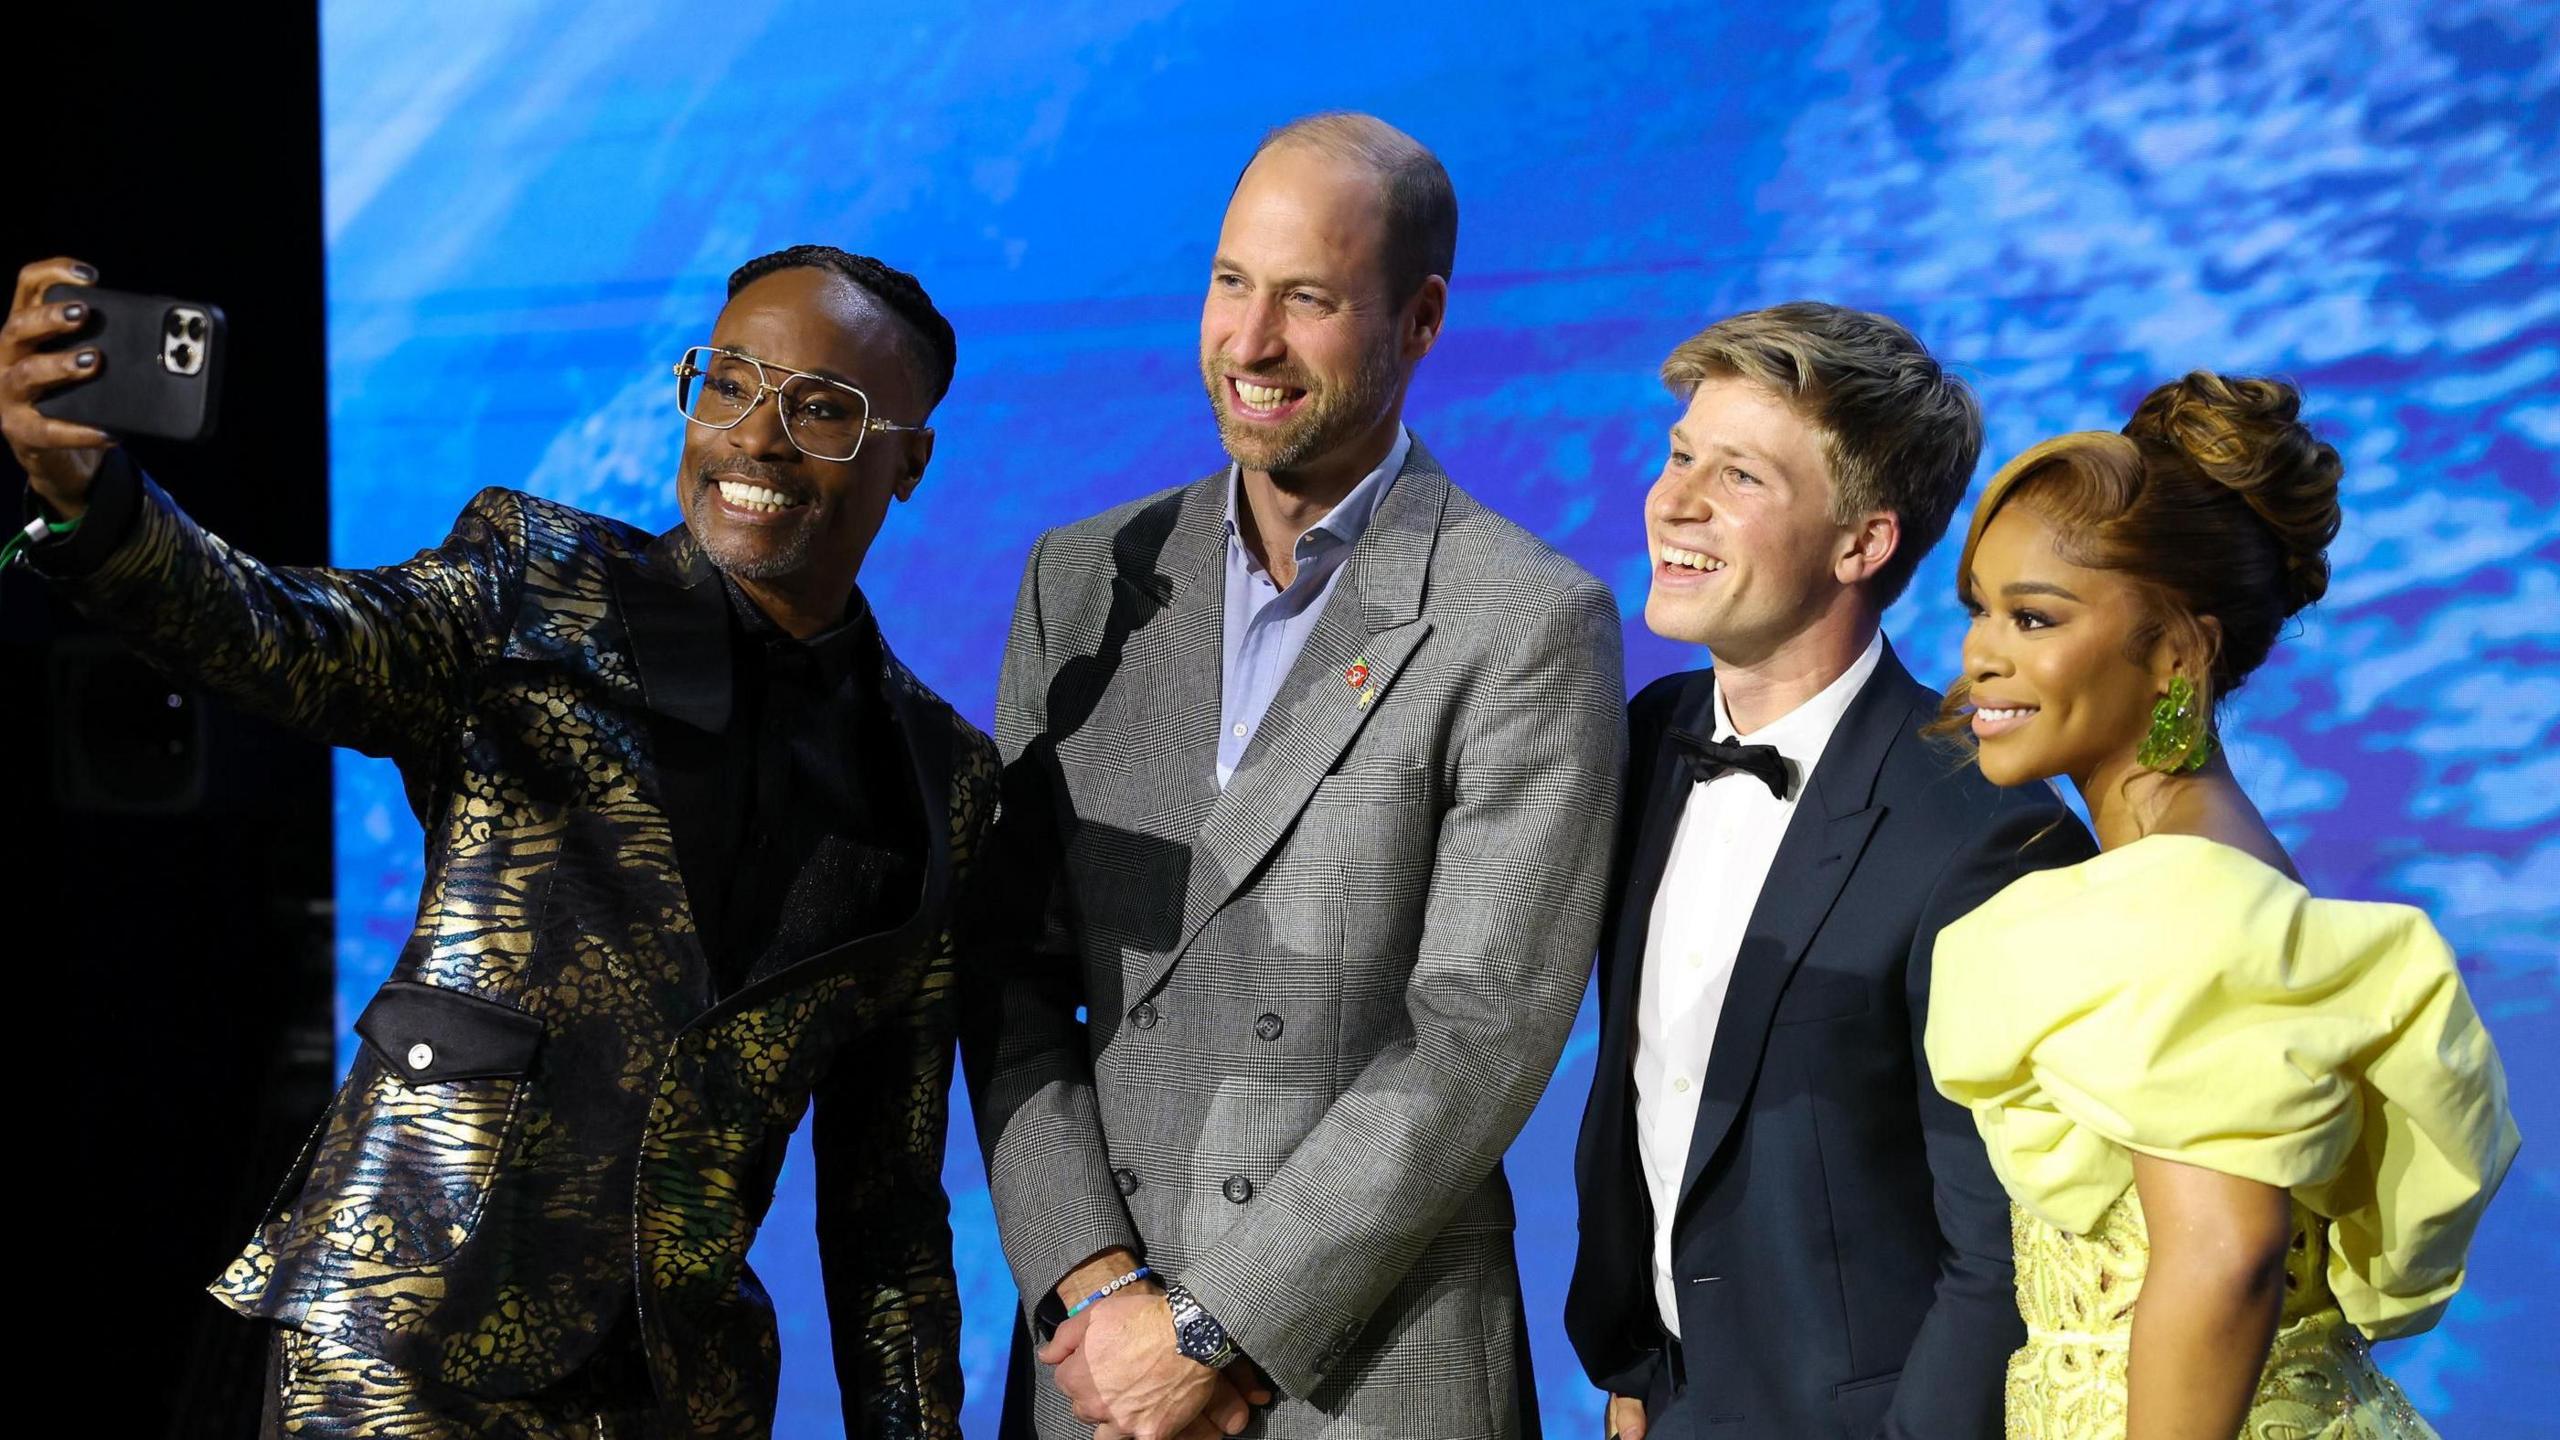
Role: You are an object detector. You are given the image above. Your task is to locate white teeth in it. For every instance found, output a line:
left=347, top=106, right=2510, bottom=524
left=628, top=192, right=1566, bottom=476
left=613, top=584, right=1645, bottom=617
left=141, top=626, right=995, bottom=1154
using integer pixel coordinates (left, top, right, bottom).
left=1657, top=544, right=1726, bottom=573
left=717, top=479, right=797, bottom=512
left=1976, top=706, right=2038, bottom=721
left=1234, top=380, right=1295, bottom=409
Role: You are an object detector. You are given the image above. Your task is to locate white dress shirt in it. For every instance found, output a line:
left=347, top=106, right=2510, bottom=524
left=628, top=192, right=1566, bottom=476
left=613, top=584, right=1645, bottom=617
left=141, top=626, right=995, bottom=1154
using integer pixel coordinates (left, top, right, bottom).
left=1633, top=632, right=1884, bottom=1337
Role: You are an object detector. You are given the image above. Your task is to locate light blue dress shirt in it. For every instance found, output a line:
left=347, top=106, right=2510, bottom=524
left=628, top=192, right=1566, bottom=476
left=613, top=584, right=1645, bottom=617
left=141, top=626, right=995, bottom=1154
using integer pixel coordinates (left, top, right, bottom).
left=1216, top=426, right=1411, bottom=787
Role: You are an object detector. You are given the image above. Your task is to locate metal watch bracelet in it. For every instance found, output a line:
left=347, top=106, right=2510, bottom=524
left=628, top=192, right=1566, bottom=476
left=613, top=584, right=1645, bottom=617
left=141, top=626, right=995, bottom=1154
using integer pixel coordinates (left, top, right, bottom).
left=1161, top=1279, right=1241, bottom=1370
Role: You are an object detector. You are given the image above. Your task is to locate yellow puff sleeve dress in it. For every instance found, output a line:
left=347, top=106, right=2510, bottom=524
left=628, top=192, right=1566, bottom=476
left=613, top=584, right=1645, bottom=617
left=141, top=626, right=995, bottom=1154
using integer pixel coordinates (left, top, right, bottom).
left=1926, top=834, right=2519, bottom=1439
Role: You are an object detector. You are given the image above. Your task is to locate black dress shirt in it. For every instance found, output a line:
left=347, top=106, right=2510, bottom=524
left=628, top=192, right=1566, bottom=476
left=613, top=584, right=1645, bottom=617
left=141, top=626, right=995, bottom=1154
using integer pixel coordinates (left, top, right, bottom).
left=673, top=576, right=924, bottom=998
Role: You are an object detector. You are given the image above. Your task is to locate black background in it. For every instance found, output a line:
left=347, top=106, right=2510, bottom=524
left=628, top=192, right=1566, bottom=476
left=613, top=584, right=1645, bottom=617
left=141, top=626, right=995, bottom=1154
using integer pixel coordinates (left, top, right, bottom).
left=15, top=7, right=335, bottom=1431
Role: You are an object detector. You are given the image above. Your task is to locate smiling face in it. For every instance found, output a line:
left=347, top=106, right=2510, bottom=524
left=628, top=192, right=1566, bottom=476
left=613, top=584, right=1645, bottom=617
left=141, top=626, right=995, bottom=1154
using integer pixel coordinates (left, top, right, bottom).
left=1644, top=376, right=1883, bottom=663
left=676, top=266, right=932, bottom=614
left=1958, top=501, right=2177, bottom=789
left=1199, top=143, right=1435, bottom=487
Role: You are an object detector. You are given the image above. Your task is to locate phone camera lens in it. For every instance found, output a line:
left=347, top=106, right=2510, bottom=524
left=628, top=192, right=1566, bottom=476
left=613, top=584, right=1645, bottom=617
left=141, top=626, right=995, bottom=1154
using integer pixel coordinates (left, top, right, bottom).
left=184, top=316, right=206, bottom=341
left=173, top=342, right=196, bottom=368
left=165, top=313, right=186, bottom=337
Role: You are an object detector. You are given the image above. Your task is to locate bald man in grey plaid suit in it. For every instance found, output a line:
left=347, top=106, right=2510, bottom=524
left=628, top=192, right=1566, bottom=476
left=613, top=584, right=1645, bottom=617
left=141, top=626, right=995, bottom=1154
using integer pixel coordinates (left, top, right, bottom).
left=970, top=115, right=1624, bottom=1440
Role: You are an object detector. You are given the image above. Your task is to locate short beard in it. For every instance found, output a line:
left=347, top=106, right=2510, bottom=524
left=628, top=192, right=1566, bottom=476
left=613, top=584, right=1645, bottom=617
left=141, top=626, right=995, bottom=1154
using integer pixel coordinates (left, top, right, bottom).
left=1202, top=329, right=1404, bottom=479
left=684, top=459, right=818, bottom=581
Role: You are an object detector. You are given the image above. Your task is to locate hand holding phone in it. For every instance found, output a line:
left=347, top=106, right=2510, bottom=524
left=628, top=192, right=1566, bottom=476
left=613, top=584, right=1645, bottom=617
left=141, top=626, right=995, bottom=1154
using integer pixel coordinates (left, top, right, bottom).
left=5, top=258, right=229, bottom=526
left=2, top=256, right=123, bottom=518
left=35, top=279, right=225, bottom=443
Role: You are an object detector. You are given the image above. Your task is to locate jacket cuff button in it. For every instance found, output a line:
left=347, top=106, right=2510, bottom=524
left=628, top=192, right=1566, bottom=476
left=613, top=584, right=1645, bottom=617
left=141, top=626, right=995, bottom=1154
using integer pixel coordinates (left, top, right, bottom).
left=406, top=1042, right=435, bottom=1072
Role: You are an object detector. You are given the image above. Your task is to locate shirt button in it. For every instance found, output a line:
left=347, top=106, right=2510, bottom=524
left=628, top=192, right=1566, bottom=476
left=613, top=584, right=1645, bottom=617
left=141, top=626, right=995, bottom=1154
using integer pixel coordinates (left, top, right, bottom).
left=407, top=1042, right=435, bottom=1072
left=1254, top=1013, right=1284, bottom=1042
left=1223, top=1175, right=1254, bottom=1204
left=1232, top=723, right=1248, bottom=739
left=1129, top=1002, right=1159, bottom=1030
left=458, top=729, right=476, bottom=748
left=1672, top=1075, right=1691, bottom=1093
left=1114, top=1168, right=1140, bottom=1196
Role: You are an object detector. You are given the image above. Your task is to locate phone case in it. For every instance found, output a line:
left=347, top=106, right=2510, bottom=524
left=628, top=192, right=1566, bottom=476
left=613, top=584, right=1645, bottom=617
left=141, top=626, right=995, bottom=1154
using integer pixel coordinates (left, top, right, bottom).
left=34, top=283, right=227, bottom=442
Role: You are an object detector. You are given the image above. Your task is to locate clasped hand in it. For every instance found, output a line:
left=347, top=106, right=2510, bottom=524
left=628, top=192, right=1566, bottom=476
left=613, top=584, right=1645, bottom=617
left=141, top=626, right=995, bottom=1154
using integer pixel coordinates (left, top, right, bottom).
left=1039, top=1284, right=1271, bottom=1440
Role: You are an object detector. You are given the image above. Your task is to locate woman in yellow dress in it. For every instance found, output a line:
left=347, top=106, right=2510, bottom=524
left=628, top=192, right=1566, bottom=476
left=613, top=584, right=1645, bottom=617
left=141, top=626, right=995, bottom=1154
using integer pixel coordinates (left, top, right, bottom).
left=1922, top=372, right=2520, bottom=1439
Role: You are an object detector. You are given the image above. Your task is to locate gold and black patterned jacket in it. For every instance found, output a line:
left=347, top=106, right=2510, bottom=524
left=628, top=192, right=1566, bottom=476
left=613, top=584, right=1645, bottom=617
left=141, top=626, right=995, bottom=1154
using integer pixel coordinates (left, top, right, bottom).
left=48, top=465, right=992, bottom=1435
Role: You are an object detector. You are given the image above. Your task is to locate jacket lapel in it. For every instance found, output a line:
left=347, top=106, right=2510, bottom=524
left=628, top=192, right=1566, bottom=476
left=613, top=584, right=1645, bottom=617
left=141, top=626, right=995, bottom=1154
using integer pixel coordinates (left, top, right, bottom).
left=596, top=526, right=734, bottom=1010
left=611, top=523, right=734, bottom=734
left=1141, top=444, right=1450, bottom=995
left=1674, top=642, right=1917, bottom=1214
left=1086, top=474, right=1231, bottom=837
left=602, top=523, right=960, bottom=1023
left=1604, top=675, right=1721, bottom=1029
left=1583, top=673, right=1716, bottom=1228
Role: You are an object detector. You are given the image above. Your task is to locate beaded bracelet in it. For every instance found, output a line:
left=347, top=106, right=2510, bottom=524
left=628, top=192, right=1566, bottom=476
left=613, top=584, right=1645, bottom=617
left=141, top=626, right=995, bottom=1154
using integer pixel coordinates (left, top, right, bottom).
left=1065, top=1264, right=1153, bottom=1319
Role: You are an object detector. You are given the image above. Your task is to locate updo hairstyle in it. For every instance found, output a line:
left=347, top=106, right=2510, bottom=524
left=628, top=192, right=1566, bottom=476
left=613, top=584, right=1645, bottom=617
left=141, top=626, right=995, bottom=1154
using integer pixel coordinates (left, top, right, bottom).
left=1936, top=372, right=2344, bottom=767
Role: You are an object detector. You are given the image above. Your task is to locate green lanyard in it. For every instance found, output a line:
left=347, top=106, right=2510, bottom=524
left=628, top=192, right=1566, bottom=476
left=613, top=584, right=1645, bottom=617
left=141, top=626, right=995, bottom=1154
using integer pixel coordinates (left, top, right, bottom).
left=1, top=512, right=83, bottom=570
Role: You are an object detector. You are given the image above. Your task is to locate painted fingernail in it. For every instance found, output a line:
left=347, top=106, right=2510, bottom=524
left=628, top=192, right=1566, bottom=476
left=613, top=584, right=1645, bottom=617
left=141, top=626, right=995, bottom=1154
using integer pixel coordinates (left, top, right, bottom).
left=71, top=264, right=98, bottom=283
left=63, top=303, right=85, bottom=322
left=75, top=351, right=97, bottom=368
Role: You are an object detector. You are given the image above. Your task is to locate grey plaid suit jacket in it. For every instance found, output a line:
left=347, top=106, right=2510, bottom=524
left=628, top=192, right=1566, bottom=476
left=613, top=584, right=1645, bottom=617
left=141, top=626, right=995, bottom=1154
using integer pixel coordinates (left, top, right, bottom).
left=972, top=437, right=1625, bottom=1438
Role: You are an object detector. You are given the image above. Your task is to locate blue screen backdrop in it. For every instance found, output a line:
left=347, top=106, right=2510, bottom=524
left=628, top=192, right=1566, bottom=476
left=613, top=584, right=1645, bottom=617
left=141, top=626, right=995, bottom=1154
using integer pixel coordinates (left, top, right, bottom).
left=318, top=2, right=2556, bottom=1432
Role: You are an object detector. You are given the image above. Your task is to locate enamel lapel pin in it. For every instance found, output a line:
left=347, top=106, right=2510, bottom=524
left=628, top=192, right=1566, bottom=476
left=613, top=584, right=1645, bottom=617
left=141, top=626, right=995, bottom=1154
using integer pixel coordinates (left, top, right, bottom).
left=1347, top=657, right=1375, bottom=709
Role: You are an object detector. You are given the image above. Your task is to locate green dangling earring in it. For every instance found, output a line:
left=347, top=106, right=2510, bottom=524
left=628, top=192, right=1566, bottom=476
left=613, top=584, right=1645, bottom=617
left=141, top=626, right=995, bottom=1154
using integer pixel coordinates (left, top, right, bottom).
left=2137, top=674, right=2212, bottom=773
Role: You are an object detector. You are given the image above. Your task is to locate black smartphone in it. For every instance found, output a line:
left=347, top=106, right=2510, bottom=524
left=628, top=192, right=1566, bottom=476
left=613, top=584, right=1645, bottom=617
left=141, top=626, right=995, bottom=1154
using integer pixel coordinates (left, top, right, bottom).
left=34, top=283, right=227, bottom=442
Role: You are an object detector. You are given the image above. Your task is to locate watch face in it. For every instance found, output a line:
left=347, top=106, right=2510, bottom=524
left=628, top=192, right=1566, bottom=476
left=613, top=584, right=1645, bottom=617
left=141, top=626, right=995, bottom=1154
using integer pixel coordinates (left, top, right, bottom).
left=1178, top=1314, right=1231, bottom=1364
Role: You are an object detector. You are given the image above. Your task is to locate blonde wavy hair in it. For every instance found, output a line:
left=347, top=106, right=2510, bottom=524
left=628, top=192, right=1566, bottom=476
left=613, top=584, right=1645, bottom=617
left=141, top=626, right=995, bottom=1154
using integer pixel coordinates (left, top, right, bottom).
left=1661, top=302, right=1982, bottom=607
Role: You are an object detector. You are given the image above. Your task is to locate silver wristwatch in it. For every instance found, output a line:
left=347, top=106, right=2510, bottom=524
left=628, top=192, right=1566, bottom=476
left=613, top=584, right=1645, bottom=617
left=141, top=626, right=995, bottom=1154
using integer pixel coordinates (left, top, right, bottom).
left=1162, top=1279, right=1241, bottom=1370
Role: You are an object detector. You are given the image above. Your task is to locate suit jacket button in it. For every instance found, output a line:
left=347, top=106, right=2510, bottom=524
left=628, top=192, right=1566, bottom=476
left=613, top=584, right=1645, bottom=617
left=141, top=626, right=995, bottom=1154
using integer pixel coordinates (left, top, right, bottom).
left=1254, top=1013, right=1284, bottom=1041
left=1129, top=1002, right=1159, bottom=1030
left=1222, top=1175, right=1254, bottom=1204
left=1114, top=1168, right=1139, bottom=1196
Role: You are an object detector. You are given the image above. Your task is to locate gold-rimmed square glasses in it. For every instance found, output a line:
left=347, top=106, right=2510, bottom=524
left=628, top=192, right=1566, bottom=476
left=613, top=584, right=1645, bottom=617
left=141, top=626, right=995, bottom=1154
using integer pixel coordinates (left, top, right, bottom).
left=672, top=346, right=923, bottom=462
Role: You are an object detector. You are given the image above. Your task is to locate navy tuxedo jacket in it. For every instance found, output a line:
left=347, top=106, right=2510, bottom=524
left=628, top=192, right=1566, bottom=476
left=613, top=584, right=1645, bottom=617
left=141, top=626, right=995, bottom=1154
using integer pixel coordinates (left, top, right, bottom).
left=1566, top=642, right=2094, bottom=1439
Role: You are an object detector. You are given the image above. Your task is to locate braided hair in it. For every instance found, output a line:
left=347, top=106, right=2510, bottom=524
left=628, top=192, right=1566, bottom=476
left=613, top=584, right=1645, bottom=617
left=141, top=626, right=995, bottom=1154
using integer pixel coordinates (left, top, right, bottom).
left=726, top=245, right=957, bottom=409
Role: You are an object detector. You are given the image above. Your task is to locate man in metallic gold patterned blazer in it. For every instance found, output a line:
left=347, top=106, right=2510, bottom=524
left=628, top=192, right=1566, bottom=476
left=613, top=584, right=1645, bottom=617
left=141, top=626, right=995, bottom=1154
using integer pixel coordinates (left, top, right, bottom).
left=3, top=247, right=992, bottom=1438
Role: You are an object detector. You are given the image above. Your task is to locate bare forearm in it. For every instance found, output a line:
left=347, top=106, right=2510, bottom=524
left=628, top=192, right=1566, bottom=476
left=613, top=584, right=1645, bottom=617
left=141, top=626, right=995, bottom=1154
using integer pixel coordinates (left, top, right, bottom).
left=2124, top=1154, right=2291, bottom=1438
left=2126, top=1259, right=2282, bottom=1438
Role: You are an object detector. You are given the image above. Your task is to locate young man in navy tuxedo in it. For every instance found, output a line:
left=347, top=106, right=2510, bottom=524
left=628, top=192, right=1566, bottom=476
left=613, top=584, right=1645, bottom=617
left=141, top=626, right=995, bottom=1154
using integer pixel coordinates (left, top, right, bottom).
left=1567, top=303, right=2094, bottom=1440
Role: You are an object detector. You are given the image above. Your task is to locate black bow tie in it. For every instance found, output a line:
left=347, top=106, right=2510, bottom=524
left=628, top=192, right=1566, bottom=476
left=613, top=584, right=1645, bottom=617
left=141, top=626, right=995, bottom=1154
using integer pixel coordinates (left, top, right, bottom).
left=1667, top=727, right=1792, bottom=800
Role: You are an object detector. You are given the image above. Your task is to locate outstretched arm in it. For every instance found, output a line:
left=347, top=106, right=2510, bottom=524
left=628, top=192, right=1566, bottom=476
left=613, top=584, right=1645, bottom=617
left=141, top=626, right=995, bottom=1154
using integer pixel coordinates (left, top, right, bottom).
left=8, top=257, right=519, bottom=762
